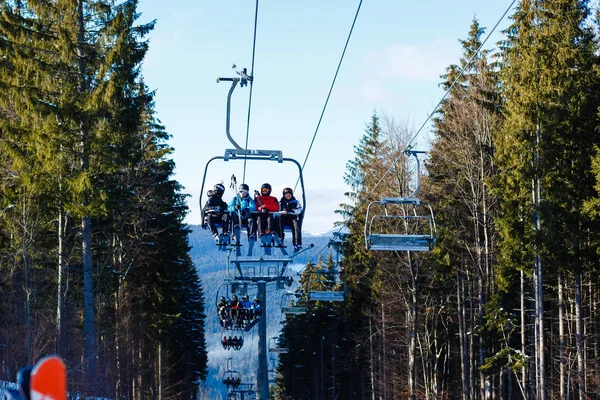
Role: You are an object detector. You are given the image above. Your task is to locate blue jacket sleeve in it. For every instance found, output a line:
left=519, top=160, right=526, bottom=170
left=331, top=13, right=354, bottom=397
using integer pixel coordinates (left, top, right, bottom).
left=228, top=197, right=237, bottom=213
left=248, top=198, right=257, bottom=212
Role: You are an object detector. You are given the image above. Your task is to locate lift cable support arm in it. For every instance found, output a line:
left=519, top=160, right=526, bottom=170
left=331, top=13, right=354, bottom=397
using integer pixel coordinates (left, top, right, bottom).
left=217, top=64, right=282, bottom=161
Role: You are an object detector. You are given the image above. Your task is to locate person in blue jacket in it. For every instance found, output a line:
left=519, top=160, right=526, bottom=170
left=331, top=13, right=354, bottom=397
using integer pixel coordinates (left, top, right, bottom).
left=228, top=183, right=257, bottom=241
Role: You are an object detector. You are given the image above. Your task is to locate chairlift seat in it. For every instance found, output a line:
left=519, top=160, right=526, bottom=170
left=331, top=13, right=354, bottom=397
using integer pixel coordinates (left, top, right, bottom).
left=380, top=197, right=421, bottom=205
left=367, top=234, right=434, bottom=252
left=268, top=347, right=289, bottom=354
left=309, top=291, right=345, bottom=302
left=281, top=306, right=307, bottom=315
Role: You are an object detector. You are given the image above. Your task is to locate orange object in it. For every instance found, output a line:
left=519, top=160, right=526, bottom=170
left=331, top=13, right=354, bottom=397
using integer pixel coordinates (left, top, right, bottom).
left=30, top=355, right=67, bottom=400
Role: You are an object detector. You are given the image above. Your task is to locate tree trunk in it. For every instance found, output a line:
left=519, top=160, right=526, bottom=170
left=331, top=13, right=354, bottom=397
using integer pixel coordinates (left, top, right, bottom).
left=594, top=273, right=599, bottom=377
left=458, top=268, right=469, bottom=400
left=381, top=303, right=387, bottom=400
left=77, top=0, right=95, bottom=385
left=370, top=318, right=376, bottom=400
left=56, top=206, right=67, bottom=356
left=469, top=272, right=476, bottom=399
left=558, top=273, right=566, bottom=400
left=533, top=119, right=545, bottom=400
left=115, top=289, right=121, bottom=400
left=480, top=147, right=492, bottom=400
left=575, top=273, right=584, bottom=400
left=158, top=340, right=162, bottom=400
left=408, top=258, right=418, bottom=400
left=520, top=270, right=529, bottom=400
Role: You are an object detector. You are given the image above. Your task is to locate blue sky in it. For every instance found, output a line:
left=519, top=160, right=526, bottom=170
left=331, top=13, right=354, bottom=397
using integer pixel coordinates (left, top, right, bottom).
left=136, top=0, right=515, bottom=234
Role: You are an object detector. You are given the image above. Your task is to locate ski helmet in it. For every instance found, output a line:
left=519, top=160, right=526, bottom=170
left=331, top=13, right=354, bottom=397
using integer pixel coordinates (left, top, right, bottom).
left=214, top=183, right=225, bottom=194
left=239, top=183, right=249, bottom=192
left=261, top=183, right=272, bottom=193
left=283, top=187, right=293, bottom=196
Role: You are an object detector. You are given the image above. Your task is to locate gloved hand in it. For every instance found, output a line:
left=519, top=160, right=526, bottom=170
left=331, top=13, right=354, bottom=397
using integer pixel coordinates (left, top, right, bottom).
left=234, top=204, right=241, bottom=210
left=262, top=208, right=268, bottom=213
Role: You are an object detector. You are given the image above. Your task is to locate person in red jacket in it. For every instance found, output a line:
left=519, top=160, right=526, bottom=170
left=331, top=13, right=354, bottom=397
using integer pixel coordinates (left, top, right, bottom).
left=255, top=183, right=279, bottom=239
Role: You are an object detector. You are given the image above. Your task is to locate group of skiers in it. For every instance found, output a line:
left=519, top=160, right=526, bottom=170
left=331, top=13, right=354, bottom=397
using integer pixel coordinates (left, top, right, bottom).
left=221, top=335, right=244, bottom=351
left=223, top=376, right=242, bottom=388
left=201, top=182, right=303, bottom=252
left=217, top=295, right=262, bottom=329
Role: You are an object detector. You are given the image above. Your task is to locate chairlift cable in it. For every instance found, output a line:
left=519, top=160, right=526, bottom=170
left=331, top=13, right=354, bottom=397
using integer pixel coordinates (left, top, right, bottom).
left=307, top=0, right=517, bottom=257
left=243, top=0, right=260, bottom=183
left=355, top=0, right=517, bottom=209
left=294, top=0, right=364, bottom=191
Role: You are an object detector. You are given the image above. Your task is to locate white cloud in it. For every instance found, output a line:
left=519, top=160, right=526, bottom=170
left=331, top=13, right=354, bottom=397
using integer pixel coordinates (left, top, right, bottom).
left=370, top=42, right=456, bottom=81
left=355, top=41, right=458, bottom=103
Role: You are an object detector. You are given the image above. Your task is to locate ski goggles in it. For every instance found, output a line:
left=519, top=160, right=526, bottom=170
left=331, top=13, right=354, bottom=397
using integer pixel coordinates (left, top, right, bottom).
left=239, top=189, right=249, bottom=195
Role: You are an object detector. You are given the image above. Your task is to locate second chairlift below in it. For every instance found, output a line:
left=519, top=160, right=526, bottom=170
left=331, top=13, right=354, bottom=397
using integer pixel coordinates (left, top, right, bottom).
left=218, top=295, right=262, bottom=331
left=201, top=182, right=303, bottom=252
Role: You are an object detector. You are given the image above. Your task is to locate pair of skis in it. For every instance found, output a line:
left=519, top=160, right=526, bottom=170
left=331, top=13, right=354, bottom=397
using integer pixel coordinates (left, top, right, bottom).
left=7, top=355, right=66, bottom=400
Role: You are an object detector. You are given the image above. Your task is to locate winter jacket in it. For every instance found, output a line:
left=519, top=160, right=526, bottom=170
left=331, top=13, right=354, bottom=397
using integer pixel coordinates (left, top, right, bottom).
left=279, top=196, right=303, bottom=215
left=228, top=195, right=256, bottom=214
left=201, top=191, right=228, bottom=223
left=255, top=195, right=279, bottom=212
left=241, top=299, right=252, bottom=309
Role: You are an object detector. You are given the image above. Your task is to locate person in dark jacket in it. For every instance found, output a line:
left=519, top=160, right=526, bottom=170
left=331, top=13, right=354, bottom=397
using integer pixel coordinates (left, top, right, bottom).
left=200, top=183, right=230, bottom=242
left=279, top=187, right=303, bottom=252
left=230, top=295, right=241, bottom=324
left=255, top=183, right=279, bottom=239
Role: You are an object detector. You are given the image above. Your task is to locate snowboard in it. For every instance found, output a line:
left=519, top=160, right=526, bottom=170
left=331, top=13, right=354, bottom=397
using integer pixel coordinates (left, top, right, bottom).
left=29, top=355, right=67, bottom=400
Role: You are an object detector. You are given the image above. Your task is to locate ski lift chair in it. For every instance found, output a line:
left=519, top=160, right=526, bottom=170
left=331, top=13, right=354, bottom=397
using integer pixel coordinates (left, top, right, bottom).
left=221, top=327, right=245, bottom=351
left=364, top=197, right=436, bottom=252
left=306, top=266, right=346, bottom=302
left=308, top=290, right=346, bottom=302
left=222, top=369, right=242, bottom=389
left=268, top=336, right=289, bottom=354
left=280, top=292, right=307, bottom=315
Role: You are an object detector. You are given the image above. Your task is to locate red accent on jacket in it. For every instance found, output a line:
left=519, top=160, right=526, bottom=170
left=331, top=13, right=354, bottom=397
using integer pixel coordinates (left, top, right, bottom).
left=257, top=195, right=279, bottom=212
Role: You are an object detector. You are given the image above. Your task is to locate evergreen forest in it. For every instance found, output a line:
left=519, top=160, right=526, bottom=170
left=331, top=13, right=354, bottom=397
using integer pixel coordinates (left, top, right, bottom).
left=272, top=1, right=600, bottom=400
left=0, top=1, right=207, bottom=399
left=4, top=1, right=600, bottom=400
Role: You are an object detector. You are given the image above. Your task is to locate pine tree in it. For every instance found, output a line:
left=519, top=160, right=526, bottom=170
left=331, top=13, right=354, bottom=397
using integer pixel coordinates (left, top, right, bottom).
left=273, top=256, right=345, bottom=399
left=428, top=18, right=502, bottom=398
left=493, top=1, right=600, bottom=398
left=0, top=1, right=208, bottom=395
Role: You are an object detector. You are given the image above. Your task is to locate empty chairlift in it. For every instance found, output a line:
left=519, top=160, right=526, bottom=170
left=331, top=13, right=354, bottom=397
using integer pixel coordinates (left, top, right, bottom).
left=280, top=292, right=307, bottom=315
left=364, top=149, right=437, bottom=252
left=308, top=290, right=345, bottom=302
left=306, top=265, right=346, bottom=302
left=268, top=336, right=289, bottom=354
